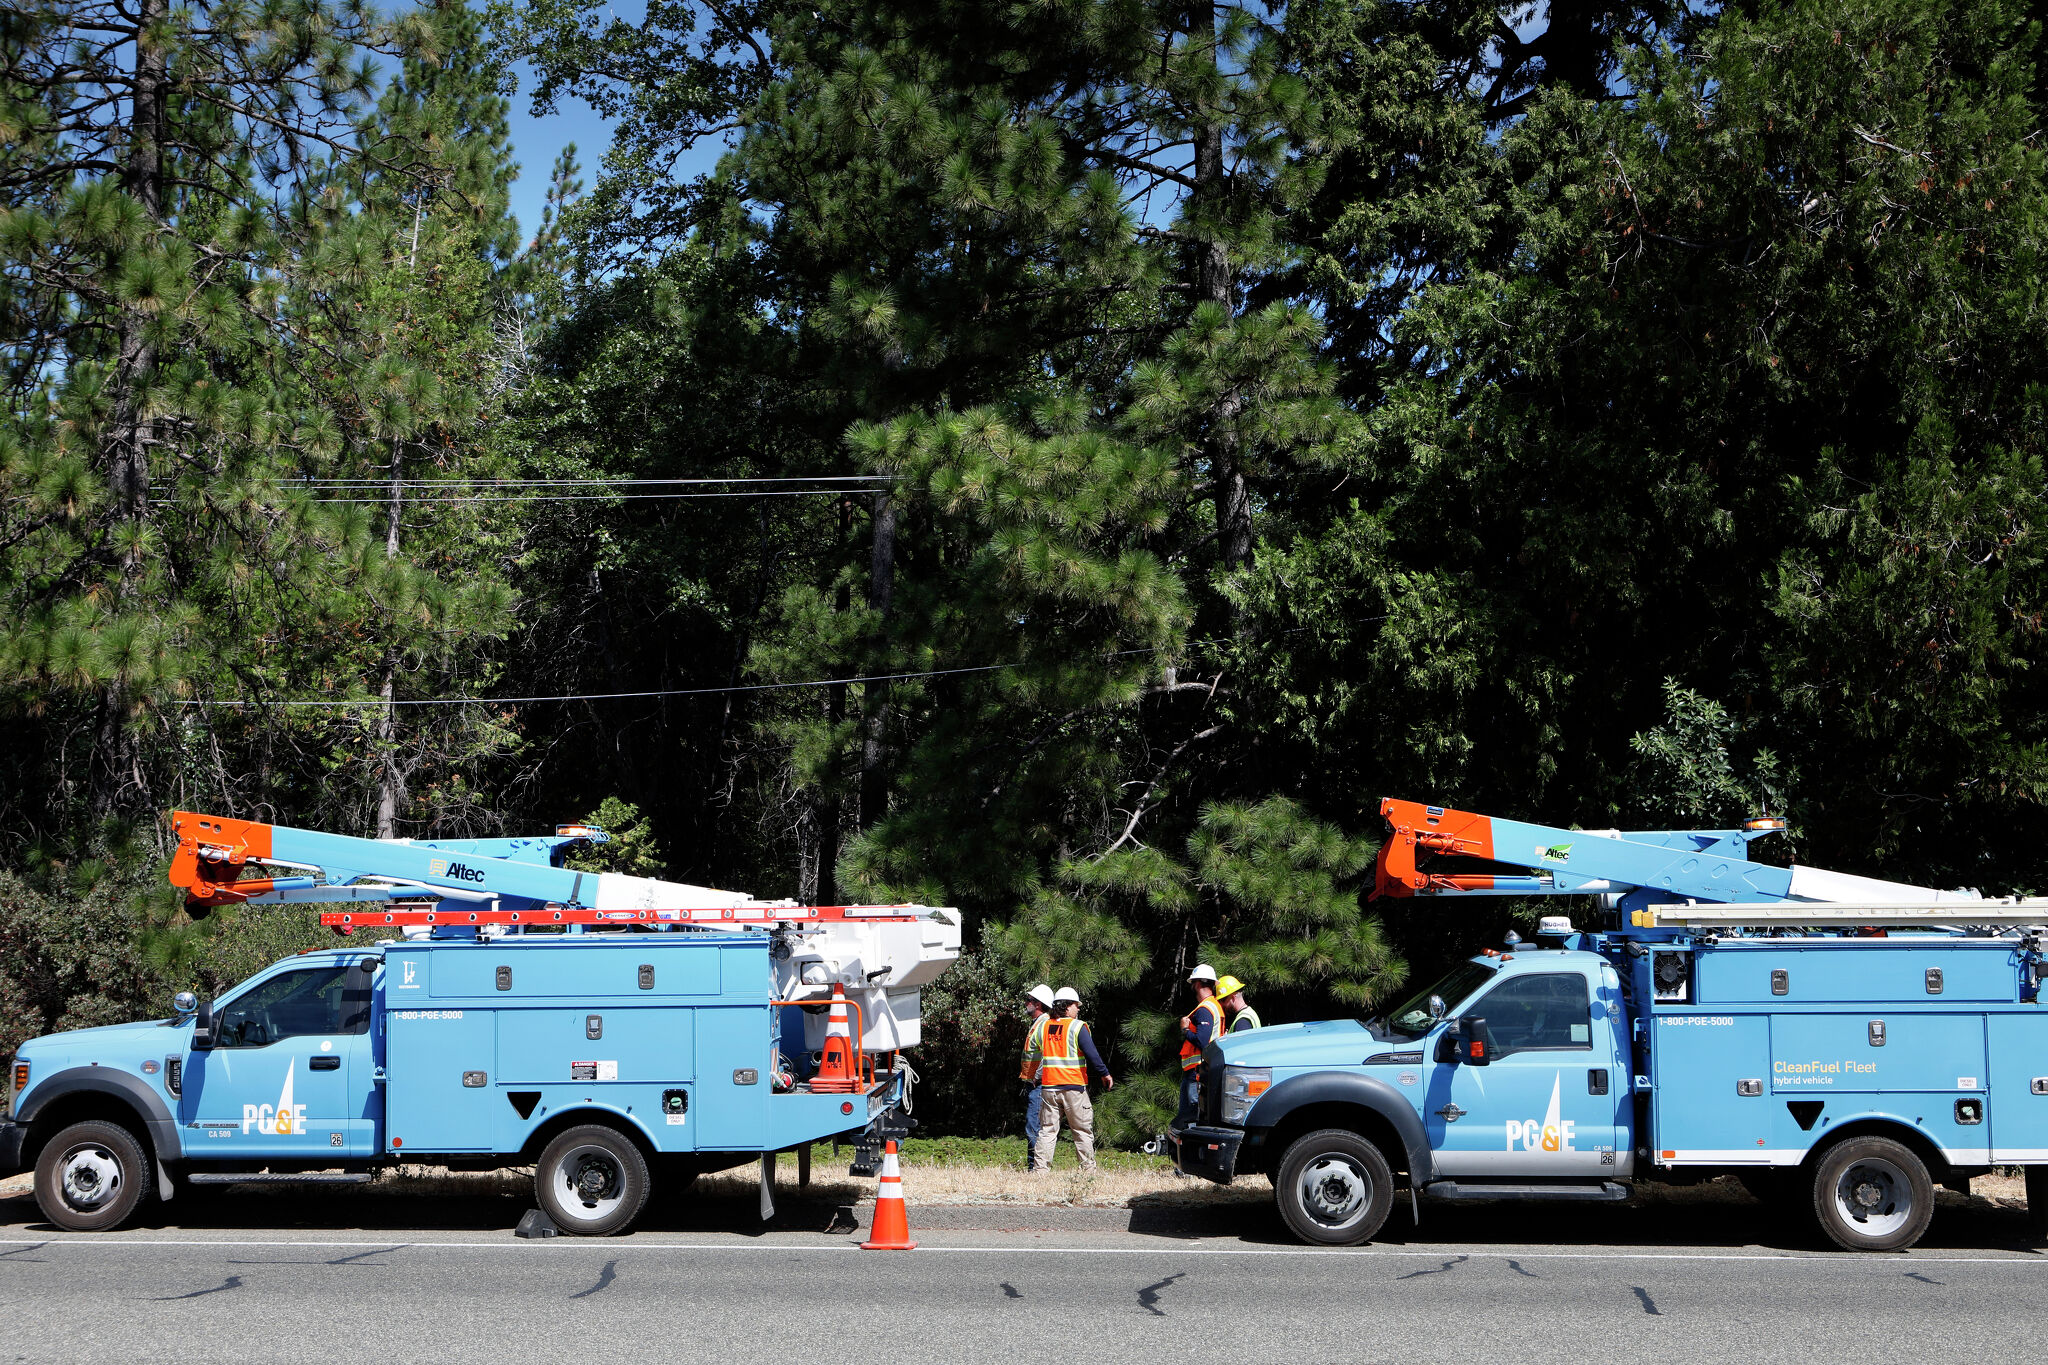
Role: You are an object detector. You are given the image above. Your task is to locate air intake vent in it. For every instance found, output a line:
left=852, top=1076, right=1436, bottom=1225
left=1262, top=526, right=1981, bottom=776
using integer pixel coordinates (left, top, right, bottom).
left=1651, top=951, right=1690, bottom=1003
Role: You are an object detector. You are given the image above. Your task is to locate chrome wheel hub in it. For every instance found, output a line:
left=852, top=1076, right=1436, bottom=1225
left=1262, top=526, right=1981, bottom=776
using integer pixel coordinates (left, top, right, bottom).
left=1299, top=1155, right=1369, bottom=1229
left=59, top=1145, right=121, bottom=1210
left=558, top=1145, right=625, bottom=1218
left=1834, top=1157, right=1911, bottom=1236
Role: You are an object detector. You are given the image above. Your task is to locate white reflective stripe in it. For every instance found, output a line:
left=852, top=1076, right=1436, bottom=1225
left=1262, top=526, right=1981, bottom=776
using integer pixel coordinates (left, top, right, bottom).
left=1992, top=1149, right=2048, bottom=1160
left=1663, top=1147, right=2004, bottom=1166
left=1658, top=1150, right=1807, bottom=1166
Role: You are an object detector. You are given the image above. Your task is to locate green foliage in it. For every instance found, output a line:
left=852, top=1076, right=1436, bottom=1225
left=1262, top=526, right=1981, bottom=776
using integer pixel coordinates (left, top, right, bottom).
left=905, top=949, right=1026, bottom=1139
left=0, top=843, right=329, bottom=1062
left=1630, top=680, right=1788, bottom=829
left=565, top=797, right=671, bottom=878
left=11, top=0, right=2048, bottom=1148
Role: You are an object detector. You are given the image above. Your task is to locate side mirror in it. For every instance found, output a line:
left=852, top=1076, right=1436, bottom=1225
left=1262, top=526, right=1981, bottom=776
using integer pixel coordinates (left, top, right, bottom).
left=172, top=990, right=196, bottom=1016
left=1426, top=993, right=1446, bottom=1020
left=1457, top=1015, right=1493, bottom=1067
left=191, top=999, right=216, bottom=1051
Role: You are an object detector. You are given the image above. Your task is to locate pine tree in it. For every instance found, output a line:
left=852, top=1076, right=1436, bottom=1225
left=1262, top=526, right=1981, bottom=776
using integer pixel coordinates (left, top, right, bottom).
left=0, top=0, right=420, bottom=829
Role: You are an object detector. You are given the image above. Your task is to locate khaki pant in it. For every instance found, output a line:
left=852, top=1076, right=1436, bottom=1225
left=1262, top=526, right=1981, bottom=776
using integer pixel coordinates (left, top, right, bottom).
left=1033, top=1087, right=1097, bottom=1171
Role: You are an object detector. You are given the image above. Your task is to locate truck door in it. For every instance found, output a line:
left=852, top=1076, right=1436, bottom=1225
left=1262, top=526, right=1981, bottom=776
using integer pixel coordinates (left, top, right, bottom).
left=179, top=961, right=376, bottom=1158
left=1423, top=969, right=1622, bottom=1176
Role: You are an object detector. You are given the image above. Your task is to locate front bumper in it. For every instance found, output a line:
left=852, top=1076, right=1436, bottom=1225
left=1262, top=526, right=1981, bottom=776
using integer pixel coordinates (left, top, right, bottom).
left=1170, top=1124, right=1245, bottom=1184
left=0, top=1121, right=24, bottom=1177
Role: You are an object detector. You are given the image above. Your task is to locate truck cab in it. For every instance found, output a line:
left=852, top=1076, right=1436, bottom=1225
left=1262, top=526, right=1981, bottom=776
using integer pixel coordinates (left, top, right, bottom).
left=1179, top=942, right=1633, bottom=1243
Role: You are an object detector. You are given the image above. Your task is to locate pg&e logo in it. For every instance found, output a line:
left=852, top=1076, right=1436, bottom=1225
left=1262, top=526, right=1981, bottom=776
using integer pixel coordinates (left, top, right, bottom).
left=1504, top=1074, right=1577, bottom=1154
left=243, top=1069, right=308, bottom=1136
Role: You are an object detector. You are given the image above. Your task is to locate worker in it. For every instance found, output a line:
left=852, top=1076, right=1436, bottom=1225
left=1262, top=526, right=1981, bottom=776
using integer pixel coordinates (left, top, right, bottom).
left=1175, top=963, right=1223, bottom=1126
left=1020, top=983, right=1055, bottom=1170
left=1033, top=986, right=1113, bottom=1172
left=1216, top=975, right=1261, bottom=1031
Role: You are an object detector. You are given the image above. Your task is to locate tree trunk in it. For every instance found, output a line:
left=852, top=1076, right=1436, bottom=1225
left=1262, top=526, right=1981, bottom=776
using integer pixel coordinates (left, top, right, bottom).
left=816, top=497, right=853, bottom=903
left=91, top=0, right=168, bottom=821
left=860, top=492, right=896, bottom=830
left=375, top=203, right=424, bottom=838
left=375, top=436, right=404, bottom=838
left=1188, top=7, right=1254, bottom=589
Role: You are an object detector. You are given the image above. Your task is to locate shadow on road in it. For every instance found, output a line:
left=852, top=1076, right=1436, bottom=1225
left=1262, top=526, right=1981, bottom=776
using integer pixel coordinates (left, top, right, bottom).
left=1, top=1178, right=2038, bottom=1254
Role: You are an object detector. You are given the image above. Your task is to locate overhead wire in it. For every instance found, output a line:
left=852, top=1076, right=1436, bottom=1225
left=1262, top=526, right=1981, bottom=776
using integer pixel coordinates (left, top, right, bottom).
left=145, top=473, right=900, bottom=506
left=177, top=650, right=1168, bottom=708
left=173, top=621, right=1390, bottom=711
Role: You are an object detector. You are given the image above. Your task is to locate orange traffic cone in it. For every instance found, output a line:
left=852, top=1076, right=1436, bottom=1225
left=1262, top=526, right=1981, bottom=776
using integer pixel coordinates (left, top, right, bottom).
left=862, top=1140, right=918, bottom=1250
left=810, top=982, right=861, bottom=1093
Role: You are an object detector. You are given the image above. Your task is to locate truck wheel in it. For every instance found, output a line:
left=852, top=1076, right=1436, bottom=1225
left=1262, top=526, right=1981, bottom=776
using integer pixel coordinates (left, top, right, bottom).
left=1275, top=1128, right=1394, bottom=1246
left=1811, top=1137, right=1934, bottom=1252
left=536, top=1125, right=650, bottom=1236
left=34, top=1120, right=154, bottom=1232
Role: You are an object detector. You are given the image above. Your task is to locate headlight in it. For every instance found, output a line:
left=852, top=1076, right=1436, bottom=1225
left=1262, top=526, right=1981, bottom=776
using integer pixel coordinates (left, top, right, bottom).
left=1220, top=1066, right=1272, bottom=1126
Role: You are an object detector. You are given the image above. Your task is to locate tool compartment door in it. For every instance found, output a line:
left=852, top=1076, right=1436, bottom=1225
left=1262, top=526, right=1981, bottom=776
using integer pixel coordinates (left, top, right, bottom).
left=1988, top=1014, right=2048, bottom=1161
left=386, top=1007, right=496, bottom=1152
left=1649, top=1013, right=1772, bottom=1162
left=690, top=1006, right=770, bottom=1151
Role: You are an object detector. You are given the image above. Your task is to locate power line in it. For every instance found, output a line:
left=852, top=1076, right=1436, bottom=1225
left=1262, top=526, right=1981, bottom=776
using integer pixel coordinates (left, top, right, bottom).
left=152, top=474, right=899, bottom=492
left=176, top=650, right=1166, bottom=709
left=169, top=618, right=1390, bottom=710
left=299, top=489, right=886, bottom=504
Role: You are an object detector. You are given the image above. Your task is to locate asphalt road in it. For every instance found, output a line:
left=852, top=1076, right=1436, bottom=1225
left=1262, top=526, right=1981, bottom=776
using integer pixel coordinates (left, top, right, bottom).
left=1, top=1187, right=2041, bottom=1364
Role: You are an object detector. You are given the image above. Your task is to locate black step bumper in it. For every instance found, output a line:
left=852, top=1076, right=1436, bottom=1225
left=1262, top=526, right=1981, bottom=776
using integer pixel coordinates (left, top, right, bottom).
left=1169, top=1124, right=1244, bottom=1184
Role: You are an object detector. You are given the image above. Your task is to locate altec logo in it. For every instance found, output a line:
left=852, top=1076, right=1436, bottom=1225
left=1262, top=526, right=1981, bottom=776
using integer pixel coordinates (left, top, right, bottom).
left=1504, top=1073, right=1577, bottom=1154
left=427, top=858, right=487, bottom=885
left=243, top=1068, right=309, bottom=1136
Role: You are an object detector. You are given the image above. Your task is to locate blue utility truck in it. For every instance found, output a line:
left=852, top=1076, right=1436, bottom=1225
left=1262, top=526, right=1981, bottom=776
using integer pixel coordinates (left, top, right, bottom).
left=1171, top=799, right=2048, bottom=1251
left=0, top=812, right=960, bottom=1234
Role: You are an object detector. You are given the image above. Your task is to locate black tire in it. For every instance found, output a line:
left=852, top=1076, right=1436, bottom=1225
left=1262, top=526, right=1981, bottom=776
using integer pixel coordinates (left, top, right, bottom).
left=34, top=1120, right=154, bottom=1232
left=535, top=1125, right=650, bottom=1236
left=1811, top=1136, right=1934, bottom=1252
left=1274, top=1128, right=1395, bottom=1246
left=2025, top=1166, right=2047, bottom=1243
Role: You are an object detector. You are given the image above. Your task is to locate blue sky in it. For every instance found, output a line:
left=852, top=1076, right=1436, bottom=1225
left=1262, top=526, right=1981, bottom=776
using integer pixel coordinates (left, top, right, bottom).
left=502, top=57, right=613, bottom=250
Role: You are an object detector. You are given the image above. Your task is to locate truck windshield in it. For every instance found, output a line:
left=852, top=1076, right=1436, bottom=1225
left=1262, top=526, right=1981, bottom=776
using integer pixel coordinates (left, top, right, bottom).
left=1378, top=962, right=1497, bottom=1039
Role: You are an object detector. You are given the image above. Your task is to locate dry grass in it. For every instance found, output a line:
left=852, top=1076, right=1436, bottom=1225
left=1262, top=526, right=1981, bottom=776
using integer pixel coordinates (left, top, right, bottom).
left=375, top=1153, right=1269, bottom=1208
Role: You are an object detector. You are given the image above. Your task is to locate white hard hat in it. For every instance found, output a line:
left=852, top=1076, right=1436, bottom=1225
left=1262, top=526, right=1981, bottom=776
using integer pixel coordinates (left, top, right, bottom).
left=1053, top=986, right=1080, bottom=1005
left=1188, top=963, right=1218, bottom=983
left=1026, top=983, right=1055, bottom=1009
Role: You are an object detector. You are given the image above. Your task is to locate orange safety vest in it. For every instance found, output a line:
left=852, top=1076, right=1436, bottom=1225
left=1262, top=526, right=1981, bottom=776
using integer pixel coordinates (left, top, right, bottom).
left=1039, top=1018, right=1090, bottom=1088
left=1179, top=997, right=1224, bottom=1071
left=1020, top=1013, right=1048, bottom=1082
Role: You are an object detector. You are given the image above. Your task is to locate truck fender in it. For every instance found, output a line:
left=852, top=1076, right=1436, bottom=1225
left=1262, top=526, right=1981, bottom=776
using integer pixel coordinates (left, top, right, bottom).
left=1244, top=1072, right=1434, bottom=1182
left=15, top=1066, right=183, bottom=1182
left=519, top=1102, right=664, bottom=1161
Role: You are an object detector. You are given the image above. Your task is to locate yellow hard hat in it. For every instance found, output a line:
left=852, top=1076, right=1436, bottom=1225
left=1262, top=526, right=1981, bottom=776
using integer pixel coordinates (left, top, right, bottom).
left=1214, top=975, right=1246, bottom=998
